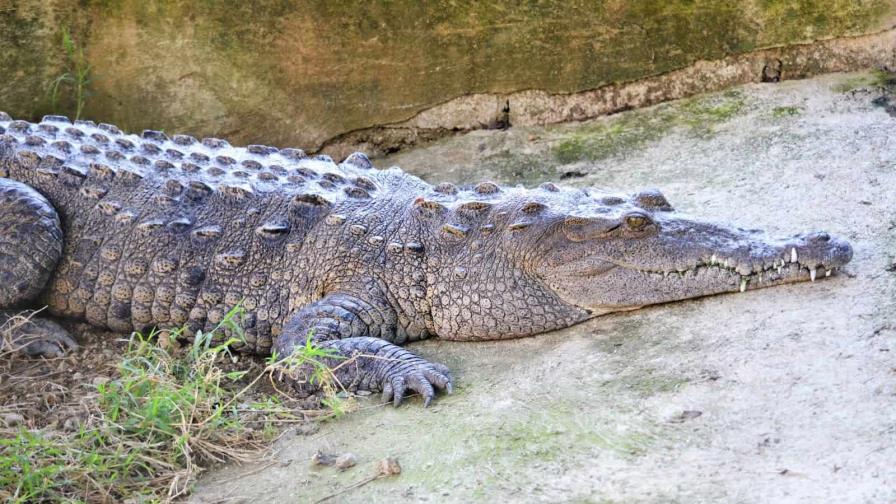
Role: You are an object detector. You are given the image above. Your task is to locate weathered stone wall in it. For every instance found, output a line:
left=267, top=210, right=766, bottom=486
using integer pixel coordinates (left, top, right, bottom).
left=1, top=0, right=894, bottom=154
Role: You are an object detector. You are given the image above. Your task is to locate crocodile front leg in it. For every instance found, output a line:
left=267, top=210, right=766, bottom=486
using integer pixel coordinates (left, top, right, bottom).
left=275, top=293, right=452, bottom=407
left=0, top=179, right=76, bottom=358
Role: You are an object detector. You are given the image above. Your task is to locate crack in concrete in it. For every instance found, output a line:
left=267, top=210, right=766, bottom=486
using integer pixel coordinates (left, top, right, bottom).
left=319, top=27, right=896, bottom=160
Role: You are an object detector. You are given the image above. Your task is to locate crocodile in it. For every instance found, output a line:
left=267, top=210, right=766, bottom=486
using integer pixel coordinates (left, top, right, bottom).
left=0, top=112, right=853, bottom=406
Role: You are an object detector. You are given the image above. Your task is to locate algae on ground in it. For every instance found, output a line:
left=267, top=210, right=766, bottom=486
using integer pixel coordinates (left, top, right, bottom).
left=550, top=91, right=748, bottom=165
left=400, top=397, right=661, bottom=496
left=552, top=115, right=666, bottom=165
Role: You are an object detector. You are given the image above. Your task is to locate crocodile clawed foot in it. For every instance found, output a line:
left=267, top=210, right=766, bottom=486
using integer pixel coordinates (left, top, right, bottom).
left=2, top=314, right=78, bottom=358
left=380, top=358, right=453, bottom=408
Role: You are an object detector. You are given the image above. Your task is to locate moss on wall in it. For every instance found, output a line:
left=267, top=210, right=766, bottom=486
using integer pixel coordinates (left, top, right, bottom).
left=1, top=0, right=893, bottom=150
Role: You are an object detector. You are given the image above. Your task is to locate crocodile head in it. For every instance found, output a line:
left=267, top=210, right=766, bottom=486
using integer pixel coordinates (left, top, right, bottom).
left=533, top=187, right=853, bottom=315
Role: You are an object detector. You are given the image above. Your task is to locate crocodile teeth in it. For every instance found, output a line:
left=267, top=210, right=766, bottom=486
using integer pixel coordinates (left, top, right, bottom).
left=791, top=248, right=798, bottom=263
left=826, top=270, right=832, bottom=277
left=710, top=254, right=717, bottom=265
left=740, top=278, right=748, bottom=292
left=810, top=268, right=817, bottom=282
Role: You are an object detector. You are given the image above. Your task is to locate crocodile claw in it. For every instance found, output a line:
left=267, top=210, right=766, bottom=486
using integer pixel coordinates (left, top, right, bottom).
left=380, top=358, right=452, bottom=407
left=2, top=315, right=78, bottom=358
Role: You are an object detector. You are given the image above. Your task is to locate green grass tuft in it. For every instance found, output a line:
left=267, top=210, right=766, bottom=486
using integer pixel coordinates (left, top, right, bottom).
left=0, top=307, right=345, bottom=502
left=47, top=26, right=92, bottom=120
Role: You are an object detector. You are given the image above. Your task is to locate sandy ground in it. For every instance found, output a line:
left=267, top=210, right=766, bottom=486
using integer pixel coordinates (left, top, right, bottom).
left=191, top=72, right=896, bottom=503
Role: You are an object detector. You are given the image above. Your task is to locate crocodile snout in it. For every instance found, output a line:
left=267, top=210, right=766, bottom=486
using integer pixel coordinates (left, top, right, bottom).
left=781, top=231, right=853, bottom=279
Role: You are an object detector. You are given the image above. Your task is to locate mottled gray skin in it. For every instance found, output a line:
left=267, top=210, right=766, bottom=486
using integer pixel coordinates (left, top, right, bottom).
left=0, top=113, right=853, bottom=406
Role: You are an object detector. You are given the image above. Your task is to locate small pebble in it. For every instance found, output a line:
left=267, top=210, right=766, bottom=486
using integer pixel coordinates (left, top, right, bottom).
left=376, top=457, right=402, bottom=477
left=311, top=451, right=337, bottom=466
left=92, top=376, right=110, bottom=386
left=335, top=452, right=357, bottom=470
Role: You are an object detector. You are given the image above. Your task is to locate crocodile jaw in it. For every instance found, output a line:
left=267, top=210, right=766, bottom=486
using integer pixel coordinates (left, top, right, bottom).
left=543, top=217, right=853, bottom=313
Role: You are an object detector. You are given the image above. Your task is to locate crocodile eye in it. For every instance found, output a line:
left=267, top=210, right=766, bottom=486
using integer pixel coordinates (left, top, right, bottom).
left=625, top=214, right=650, bottom=230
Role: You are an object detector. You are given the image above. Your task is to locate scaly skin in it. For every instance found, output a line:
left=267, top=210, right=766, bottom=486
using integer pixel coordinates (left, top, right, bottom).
left=0, top=113, right=853, bottom=406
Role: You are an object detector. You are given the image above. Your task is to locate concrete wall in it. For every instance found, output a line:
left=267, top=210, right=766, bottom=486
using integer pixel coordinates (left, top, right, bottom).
left=1, top=0, right=893, bottom=153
